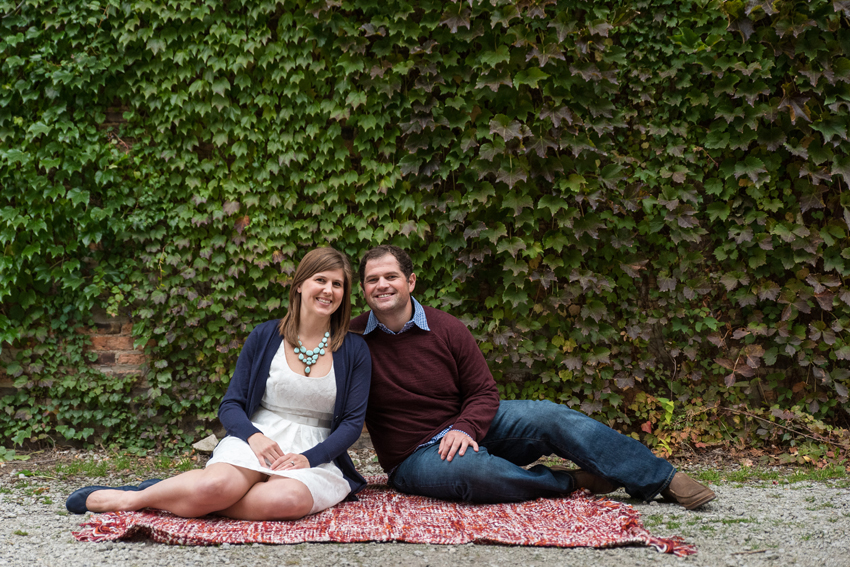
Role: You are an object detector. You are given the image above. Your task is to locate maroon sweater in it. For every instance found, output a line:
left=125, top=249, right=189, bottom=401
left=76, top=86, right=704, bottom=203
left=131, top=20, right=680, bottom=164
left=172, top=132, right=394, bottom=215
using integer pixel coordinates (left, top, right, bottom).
left=350, top=305, right=500, bottom=472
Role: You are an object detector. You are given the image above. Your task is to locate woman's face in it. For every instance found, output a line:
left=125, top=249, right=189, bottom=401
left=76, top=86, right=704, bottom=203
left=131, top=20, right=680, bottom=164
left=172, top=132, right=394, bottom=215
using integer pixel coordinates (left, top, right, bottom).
left=297, top=268, right=346, bottom=320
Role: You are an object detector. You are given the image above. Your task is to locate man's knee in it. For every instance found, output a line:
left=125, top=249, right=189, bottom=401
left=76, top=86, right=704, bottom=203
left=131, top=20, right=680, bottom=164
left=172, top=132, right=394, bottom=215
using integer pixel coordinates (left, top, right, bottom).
left=394, top=448, right=489, bottom=487
left=397, top=449, right=523, bottom=502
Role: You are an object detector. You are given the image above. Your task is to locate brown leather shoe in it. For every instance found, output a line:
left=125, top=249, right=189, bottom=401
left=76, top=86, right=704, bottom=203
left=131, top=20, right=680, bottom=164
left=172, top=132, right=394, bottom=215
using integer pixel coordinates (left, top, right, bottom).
left=661, top=472, right=716, bottom=510
left=551, top=466, right=617, bottom=495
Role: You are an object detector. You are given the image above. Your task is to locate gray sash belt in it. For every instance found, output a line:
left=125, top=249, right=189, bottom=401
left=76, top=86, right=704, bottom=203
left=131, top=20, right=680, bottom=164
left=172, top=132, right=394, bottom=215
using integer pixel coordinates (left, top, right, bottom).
left=259, top=403, right=332, bottom=428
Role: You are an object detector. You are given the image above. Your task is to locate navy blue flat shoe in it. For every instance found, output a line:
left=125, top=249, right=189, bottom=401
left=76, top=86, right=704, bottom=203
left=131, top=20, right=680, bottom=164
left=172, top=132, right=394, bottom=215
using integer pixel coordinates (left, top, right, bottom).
left=138, top=478, right=162, bottom=490
left=65, top=484, right=139, bottom=514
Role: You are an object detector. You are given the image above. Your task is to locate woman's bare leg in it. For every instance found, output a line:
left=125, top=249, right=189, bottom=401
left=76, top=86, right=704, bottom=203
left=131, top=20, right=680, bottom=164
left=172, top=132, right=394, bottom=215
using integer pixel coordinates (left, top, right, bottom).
left=217, top=476, right=314, bottom=521
left=84, top=463, right=266, bottom=517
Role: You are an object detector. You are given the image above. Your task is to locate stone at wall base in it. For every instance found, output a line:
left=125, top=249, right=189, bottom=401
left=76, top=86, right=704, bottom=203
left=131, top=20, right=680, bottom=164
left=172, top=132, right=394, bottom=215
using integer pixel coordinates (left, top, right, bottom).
left=193, top=434, right=219, bottom=453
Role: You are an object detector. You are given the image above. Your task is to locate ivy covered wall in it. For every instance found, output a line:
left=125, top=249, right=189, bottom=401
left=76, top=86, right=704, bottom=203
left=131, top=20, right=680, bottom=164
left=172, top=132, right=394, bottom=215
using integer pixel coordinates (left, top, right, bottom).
left=2, top=0, right=849, bottom=456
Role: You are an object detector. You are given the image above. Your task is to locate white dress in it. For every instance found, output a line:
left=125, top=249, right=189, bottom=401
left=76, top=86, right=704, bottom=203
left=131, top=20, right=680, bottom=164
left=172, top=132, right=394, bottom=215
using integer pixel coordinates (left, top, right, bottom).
left=206, top=341, right=351, bottom=515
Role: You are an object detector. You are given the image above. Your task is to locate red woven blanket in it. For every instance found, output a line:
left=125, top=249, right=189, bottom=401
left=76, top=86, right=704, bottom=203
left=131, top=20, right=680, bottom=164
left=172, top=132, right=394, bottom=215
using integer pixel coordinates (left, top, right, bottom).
left=72, top=476, right=695, bottom=556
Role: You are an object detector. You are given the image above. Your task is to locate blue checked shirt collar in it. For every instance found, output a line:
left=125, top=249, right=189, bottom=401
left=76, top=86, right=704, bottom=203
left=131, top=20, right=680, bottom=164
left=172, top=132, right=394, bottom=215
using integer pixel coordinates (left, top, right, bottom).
left=363, top=297, right=430, bottom=335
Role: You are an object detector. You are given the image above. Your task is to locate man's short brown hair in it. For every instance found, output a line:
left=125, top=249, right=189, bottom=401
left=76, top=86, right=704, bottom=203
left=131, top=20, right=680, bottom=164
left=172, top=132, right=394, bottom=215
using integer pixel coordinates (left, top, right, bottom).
left=358, top=245, right=413, bottom=285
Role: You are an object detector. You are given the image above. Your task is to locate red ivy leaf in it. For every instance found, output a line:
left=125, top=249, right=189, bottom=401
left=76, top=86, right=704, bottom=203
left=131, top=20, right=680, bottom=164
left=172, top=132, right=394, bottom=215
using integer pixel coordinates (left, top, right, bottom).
left=223, top=201, right=240, bottom=215
left=806, top=273, right=841, bottom=293
left=580, top=399, right=603, bottom=415
left=495, top=166, right=528, bottom=189
left=658, top=277, right=677, bottom=292
left=619, top=259, right=648, bottom=278
left=399, top=220, right=417, bottom=236
left=720, top=272, right=748, bottom=291
left=524, top=134, right=558, bottom=158
left=580, top=301, right=607, bottom=323
left=778, top=94, right=811, bottom=124
left=727, top=17, right=755, bottom=41
left=736, top=365, right=755, bottom=378
left=732, top=328, right=750, bottom=340
left=743, top=344, right=765, bottom=368
left=799, top=185, right=827, bottom=212
left=526, top=43, right=565, bottom=66
left=588, top=20, right=612, bottom=37
left=475, top=71, right=512, bottom=92
left=440, top=4, right=471, bottom=33
left=539, top=104, right=574, bottom=128
left=614, top=373, right=634, bottom=389
left=781, top=304, right=797, bottom=321
left=814, top=291, right=835, bottom=311
left=530, top=269, right=558, bottom=289
left=234, top=215, right=250, bottom=234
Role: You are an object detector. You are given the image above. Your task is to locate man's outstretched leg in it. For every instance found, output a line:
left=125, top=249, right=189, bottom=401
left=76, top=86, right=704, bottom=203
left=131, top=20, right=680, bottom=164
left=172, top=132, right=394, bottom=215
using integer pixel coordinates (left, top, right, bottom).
left=481, top=400, right=714, bottom=508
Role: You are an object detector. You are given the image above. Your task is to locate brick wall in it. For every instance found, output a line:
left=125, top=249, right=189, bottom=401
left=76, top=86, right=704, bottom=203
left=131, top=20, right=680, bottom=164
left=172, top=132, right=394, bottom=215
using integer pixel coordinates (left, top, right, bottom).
left=78, top=307, right=149, bottom=377
left=0, top=307, right=149, bottom=413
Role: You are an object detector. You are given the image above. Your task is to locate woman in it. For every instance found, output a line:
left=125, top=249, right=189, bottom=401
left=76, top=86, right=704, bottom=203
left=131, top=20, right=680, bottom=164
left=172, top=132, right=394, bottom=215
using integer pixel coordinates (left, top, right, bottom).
left=66, top=247, right=371, bottom=520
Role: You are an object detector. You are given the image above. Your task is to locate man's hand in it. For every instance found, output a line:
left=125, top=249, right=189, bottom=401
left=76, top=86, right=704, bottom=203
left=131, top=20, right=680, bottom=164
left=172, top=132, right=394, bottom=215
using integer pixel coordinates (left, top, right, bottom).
left=438, top=430, right=479, bottom=462
left=247, top=432, right=284, bottom=468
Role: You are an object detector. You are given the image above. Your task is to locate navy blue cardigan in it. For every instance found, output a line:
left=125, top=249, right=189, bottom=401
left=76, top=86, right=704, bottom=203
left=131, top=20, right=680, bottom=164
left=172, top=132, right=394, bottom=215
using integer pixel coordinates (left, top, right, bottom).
left=218, top=320, right=371, bottom=495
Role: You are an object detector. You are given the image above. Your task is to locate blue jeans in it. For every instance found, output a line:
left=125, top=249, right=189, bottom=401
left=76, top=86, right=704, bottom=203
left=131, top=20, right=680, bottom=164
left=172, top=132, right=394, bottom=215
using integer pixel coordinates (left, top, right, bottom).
left=389, top=400, right=675, bottom=503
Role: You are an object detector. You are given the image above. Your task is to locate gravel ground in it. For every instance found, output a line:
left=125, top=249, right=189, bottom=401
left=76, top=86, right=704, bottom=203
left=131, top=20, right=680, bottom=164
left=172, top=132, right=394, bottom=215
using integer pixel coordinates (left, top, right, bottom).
left=1, top=451, right=849, bottom=567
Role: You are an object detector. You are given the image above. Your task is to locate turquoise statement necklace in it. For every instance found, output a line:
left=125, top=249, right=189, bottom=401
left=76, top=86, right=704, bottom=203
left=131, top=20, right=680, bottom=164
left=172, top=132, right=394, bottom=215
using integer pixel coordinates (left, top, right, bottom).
left=295, top=332, right=330, bottom=374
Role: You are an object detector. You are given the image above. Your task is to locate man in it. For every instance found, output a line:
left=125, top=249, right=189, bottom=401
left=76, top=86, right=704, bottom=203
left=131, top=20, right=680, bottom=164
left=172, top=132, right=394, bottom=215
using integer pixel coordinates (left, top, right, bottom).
left=350, top=245, right=715, bottom=509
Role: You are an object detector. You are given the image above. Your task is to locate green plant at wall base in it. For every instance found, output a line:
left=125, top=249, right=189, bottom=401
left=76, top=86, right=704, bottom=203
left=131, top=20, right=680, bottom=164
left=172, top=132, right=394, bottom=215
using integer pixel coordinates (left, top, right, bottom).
left=1, top=328, right=146, bottom=447
left=1, top=0, right=849, bottom=456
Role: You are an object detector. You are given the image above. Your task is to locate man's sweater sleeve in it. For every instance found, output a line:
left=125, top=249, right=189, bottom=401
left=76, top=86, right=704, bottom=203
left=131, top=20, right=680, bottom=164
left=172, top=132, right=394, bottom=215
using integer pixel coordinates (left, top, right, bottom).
left=447, top=318, right=500, bottom=441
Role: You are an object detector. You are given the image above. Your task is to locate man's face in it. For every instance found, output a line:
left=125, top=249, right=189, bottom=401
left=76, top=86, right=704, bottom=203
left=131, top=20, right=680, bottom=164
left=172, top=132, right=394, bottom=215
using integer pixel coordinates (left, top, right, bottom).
left=362, top=254, right=416, bottom=318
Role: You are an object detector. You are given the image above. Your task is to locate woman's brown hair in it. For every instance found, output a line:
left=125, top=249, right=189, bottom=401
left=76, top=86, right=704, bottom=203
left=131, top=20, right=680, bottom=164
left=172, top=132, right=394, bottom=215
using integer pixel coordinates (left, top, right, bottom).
left=277, top=247, right=352, bottom=352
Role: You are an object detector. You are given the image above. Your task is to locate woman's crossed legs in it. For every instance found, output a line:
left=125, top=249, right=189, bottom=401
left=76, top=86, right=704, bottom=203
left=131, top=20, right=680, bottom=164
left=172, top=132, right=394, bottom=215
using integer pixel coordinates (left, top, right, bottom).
left=84, top=463, right=313, bottom=520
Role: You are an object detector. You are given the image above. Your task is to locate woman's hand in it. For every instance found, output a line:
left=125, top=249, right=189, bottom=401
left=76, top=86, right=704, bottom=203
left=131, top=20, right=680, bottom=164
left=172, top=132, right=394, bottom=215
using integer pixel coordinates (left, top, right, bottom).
left=270, top=452, right=310, bottom=471
left=247, top=432, right=285, bottom=468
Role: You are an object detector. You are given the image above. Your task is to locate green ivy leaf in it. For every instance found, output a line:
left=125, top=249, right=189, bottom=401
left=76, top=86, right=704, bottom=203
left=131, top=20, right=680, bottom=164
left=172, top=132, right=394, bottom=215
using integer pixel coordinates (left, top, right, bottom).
left=480, top=46, right=510, bottom=68
left=496, top=237, right=527, bottom=258
left=513, top=68, right=550, bottom=88
left=832, top=155, right=850, bottom=184
left=501, top=191, right=533, bottom=216
left=733, top=156, right=766, bottom=183
left=481, top=223, right=507, bottom=244
left=489, top=115, right=528, bottom=141
left=538, top=195, right=568, bottom=215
